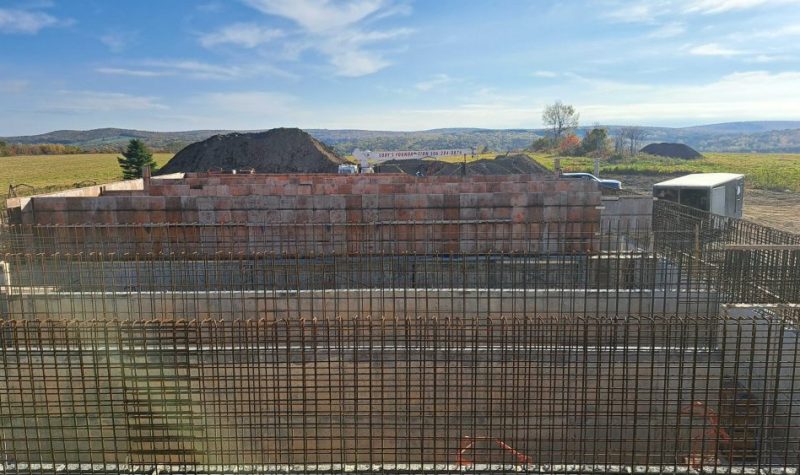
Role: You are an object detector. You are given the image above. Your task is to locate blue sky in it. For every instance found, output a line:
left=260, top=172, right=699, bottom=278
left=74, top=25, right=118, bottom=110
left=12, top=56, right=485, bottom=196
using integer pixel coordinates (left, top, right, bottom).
left=2, top=0, right=800, bottom=135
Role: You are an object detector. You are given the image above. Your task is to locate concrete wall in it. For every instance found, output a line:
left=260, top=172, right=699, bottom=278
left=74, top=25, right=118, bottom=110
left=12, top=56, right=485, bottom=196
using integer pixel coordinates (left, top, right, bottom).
left=4, top=288, right=721, bottom=322
left=600, top=194, right=653, bottom=231
left=720, top=305, right=800, bottom=465
left=1, top=254, right=677, bottom=291
left=5, top=310, right=794, bottom=467
left=0, top=317, right=722, bottom=466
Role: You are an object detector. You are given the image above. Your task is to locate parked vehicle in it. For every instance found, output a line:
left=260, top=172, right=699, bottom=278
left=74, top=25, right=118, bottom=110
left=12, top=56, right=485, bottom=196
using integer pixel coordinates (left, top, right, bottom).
left=561, top=172, right=622, bottom=190
left=337, top=164, right=359, bottom=175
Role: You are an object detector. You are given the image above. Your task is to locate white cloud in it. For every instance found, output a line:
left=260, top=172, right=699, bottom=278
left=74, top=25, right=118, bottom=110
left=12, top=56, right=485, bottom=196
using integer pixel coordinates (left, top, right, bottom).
left=684, top=0, right=800, bottom=14
left=648, top=22, right=686, bottom=38
left=0, top=8, right=58, bottom=34
left=604, top=3, right=659, bottom=23
left=44, top=91, right=167, bottom=113
left=96, top=67, right=174, bottom=77
left=142, top=60, right=248, bottom=80
left=327, top=49, right=389, bottom=77
left=241, top=0, right=413, bottom=76
left=319, top=27, right=412, bottom=76
left=605, top=0, right=800, bottom=23
left=9, top=70, right=800, bottom=132
left=200, top=23, right=284, bottom=48
left=570, top=70, right=800, bottom=124
left=532, top=70, right=559, bottom=78
left=244, top=0, right=388, bottom=33
left=322, top=70, right=800, bottom=129
left=747, top=54, right=789, bottom=62
left=415, top=73, right=453, bottom=91
left=751, top=24, right=800, bottom=38
left=688, top=42, right=744, bottom=56
left=100, top=31, right=137, bottom=53
left=96, top=59, right=297, bottom=81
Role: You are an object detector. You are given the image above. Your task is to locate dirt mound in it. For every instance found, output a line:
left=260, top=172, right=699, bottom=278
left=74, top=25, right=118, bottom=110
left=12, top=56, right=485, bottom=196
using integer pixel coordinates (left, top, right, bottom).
left=640, top=142, right=703, bottom=159
left=157, top=128, right=347, bottom=174
left=376, top=154, right=551, bottom=176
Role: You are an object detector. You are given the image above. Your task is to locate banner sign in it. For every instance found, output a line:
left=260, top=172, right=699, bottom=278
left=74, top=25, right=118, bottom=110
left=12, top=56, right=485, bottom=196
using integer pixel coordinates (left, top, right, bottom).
left=353, top=148, right=473, bottom=164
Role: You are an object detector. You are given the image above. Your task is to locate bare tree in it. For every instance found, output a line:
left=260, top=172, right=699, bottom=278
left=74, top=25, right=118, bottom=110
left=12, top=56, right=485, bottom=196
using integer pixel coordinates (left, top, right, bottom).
left=542, top=101, right=579, bottom=143
left=613, top=134, right=626, bottom=155
left=619, top=126, right=647, bottom=156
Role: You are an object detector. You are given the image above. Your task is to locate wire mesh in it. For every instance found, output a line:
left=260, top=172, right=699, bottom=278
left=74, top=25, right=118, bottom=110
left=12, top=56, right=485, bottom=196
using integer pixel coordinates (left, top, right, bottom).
left=1, top=315, right=797, bottom=470
left=0, top=221, right=712, bottom=322
left=0, top=197, right=798, bottom=473
left=654, top=199, right=800, bottom=303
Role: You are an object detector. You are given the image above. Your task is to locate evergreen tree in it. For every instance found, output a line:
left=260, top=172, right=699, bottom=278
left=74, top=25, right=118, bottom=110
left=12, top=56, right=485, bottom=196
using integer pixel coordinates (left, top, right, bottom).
left=580, top=128, right=609, bottom=156
left=117, top=139, right=157, bottom=179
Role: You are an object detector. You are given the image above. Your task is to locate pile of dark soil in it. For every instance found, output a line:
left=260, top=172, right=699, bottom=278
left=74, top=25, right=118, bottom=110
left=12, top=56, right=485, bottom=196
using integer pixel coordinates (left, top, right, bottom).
left=376, top=154, right=552, bottom=176
left=640, top=142, right=703, bottom=159
left=157, top=128, right=347, bottom=174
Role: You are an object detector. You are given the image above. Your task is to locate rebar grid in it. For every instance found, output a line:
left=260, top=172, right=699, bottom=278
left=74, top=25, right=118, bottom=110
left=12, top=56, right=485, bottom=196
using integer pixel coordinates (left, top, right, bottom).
left=1, top=315, right=797, bottom=470
left=0, top=220, right=713, bottom=322
left=653, top=200, right=800, bottom=303
left=0, top=200, right=799, bottom=473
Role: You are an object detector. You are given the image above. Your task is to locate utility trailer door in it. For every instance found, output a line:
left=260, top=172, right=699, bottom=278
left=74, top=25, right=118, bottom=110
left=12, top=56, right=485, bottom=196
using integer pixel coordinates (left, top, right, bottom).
left=710, top=186, right=726, bottom=216
left=734, top=178, right=744, bottom=218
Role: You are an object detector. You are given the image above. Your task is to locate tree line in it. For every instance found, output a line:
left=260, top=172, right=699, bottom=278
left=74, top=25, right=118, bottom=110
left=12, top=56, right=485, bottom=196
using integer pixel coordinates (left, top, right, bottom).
left=0, top=141, right=85, bottom=156
left=0, top=140, right=182, bottom=156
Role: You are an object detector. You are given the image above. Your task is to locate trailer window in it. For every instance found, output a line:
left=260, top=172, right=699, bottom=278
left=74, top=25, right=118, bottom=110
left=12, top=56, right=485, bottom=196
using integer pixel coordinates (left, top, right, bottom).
left=654, top=187, right=679, bottom=202
left=679, top=188, right=709, bottom=211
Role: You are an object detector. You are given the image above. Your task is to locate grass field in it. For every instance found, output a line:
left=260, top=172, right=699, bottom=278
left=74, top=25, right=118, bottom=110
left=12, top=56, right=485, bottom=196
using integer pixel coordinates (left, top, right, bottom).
left=1, top=153, right=173, bottom=197
left=533, top=152, right=800, bottom=192
left=2, top=151, right=798, bottom=199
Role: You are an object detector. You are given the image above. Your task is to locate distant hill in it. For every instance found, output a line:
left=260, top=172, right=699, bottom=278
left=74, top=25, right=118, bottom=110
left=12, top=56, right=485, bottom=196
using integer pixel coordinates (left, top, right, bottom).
left=690, top=128, right=800, bottom=153
left=679, top=121, right=800, bottom=135
left=311, top=128, right=538, bottom=154
left=4, top=121, right=800, bottom=154
left=1, top=128, right=238, bottom=152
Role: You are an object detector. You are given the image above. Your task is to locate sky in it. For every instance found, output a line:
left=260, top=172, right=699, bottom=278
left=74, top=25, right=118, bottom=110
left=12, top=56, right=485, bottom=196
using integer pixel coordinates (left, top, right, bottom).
left=2, top=0, right=800, bottom=135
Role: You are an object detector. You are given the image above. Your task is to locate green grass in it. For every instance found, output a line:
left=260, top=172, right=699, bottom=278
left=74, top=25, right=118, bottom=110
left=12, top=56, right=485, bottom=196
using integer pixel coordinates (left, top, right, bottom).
left=2, top=151, right=798, bottom=200
left=532, top=152, right=800, bottom=192
left=1, top=153, right=173, bottom=197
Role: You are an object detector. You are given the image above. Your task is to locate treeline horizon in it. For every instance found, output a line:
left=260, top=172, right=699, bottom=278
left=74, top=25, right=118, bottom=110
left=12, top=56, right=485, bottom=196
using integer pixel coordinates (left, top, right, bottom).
left=0, top=141, right=180, bottom=156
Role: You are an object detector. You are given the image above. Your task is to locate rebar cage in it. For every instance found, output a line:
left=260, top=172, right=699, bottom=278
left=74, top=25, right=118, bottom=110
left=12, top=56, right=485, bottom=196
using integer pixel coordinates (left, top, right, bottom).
left=0, top=199, right=799, bottom=474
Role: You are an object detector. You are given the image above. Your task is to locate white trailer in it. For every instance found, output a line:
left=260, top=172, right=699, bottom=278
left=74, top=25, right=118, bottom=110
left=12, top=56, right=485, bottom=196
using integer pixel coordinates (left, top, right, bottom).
left=653, top=173, right=745, bottom=218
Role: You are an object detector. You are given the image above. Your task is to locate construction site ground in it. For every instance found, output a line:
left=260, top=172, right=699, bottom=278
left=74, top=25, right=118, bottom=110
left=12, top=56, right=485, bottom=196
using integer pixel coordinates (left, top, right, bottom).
left=607, top=173, right=800, bottom=234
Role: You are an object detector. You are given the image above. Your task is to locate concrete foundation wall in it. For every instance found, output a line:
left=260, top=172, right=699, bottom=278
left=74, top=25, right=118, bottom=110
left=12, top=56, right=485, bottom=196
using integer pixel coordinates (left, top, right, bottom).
left=1, top=254, right=677, bottom=292
left=4, top=309, right=795, bottom=467
left=4, top=288, right=720, bottom=321
left=721, top=305, right=800, bottom=465
left=600, top=194, right=653, bottom=231
left=0, top=319, right=721, bottom=466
